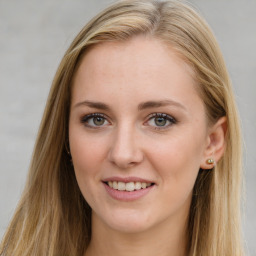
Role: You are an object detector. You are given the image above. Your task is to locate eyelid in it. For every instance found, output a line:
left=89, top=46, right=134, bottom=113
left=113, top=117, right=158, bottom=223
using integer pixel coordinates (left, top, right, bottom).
left=147, top=112, right=176, bottom=120
left=80, top=112, right=177, bottom=130
left=145, top=113, right=177, bottom=130
left=80, top=113, right=111, bottom=128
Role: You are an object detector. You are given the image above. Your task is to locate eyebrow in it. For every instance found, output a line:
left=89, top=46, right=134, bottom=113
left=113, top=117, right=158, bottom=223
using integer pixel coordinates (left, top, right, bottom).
left=74, top=100, right=110, bottom=110
left=74, top=99, right=187, bottom=112
left=138, top=100, right=187, bottom=111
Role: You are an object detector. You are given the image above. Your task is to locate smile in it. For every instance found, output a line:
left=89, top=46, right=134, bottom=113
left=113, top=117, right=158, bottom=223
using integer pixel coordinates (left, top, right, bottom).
left=106, top=181, right=153, bottom=192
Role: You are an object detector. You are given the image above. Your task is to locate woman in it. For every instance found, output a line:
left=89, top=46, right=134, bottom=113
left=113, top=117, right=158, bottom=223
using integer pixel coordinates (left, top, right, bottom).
left=0, top=0, right=244, bottom=255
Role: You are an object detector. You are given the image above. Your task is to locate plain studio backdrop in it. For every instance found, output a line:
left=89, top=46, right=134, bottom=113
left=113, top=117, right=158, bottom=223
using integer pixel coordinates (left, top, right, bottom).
left=0, top=0, right=255, bottom=255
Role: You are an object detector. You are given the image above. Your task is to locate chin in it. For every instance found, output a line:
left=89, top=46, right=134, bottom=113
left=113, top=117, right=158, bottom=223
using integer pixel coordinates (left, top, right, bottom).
left=96, top=209, right=154, bottom=234
left=108, top=219, right=151, bottom=234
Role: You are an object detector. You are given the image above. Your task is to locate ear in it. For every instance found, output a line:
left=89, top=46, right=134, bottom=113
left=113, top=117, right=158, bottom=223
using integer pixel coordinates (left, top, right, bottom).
left=200, top=116, right=227, bottom=169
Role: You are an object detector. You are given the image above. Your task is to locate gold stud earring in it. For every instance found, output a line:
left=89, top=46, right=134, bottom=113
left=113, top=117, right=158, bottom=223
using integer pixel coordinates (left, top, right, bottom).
left=206, top=158, right=214, bottom=165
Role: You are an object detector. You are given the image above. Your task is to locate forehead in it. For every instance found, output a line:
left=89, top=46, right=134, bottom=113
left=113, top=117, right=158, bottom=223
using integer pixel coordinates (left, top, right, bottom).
left=75, top=37, right=195, bottom=83
left=71, top=36, right=203, bottom=115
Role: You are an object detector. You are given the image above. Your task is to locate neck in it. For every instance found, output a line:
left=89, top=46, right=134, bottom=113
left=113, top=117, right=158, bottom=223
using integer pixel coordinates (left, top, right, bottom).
left=85, top=213, right=188, bottom=256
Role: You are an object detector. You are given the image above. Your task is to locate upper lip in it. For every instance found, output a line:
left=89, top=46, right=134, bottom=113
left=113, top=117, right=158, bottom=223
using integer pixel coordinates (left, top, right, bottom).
left=102, top=176, right=155, bottom=184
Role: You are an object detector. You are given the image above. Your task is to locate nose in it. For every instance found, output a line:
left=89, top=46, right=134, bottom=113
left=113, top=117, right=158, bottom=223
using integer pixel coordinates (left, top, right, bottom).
left=107, top=124, right=144, bottom=169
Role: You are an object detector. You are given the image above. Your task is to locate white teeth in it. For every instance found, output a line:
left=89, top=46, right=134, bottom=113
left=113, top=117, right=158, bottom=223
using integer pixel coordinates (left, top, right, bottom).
left=108, top=181, right=113, bottom=188
left=135, top=181, right=141, bottom=190
left=117, top=182, right=126, bottom=191
left=126, top=182, right=135, bottom=191
left=107, top=181, right=152, bottom=192
left=113, top=181, right=118, bottom=189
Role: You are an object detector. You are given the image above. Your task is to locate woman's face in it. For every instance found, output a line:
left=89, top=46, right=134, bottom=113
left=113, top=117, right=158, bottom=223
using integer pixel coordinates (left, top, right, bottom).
left=69, top=37, right=211, bottom=233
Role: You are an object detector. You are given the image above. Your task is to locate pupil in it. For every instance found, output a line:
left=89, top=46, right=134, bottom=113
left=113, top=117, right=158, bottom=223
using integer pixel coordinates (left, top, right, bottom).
left=93, top=117, right=104, bottom=125
left=155, top=117, right=166, bottom=126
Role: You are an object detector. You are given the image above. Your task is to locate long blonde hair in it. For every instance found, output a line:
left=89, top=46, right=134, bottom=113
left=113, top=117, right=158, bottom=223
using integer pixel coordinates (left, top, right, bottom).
left=0, top=1, right=244, bottom=255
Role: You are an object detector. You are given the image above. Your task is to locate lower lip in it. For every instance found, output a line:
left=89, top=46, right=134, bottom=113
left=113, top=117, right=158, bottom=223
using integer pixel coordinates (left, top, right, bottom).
left=103, top=183, right=154, bottom=201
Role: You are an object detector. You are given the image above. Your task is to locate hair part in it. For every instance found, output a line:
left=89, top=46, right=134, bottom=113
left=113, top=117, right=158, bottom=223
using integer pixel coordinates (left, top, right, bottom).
left=1, top=1, right=244, bottom=255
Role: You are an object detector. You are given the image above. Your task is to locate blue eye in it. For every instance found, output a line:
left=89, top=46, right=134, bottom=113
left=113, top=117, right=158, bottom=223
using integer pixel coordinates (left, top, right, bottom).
left=81, top=113, right=110, bottom=128
left=147, top=113, right=176, bottom=129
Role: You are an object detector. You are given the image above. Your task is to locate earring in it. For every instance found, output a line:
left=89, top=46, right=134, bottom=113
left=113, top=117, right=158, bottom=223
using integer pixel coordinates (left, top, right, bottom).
left=206, top=158, right=214, bottom=165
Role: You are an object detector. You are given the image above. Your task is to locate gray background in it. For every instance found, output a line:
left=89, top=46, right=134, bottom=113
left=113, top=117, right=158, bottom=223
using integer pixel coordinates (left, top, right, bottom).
left=0, top=0, right=255, bottom=255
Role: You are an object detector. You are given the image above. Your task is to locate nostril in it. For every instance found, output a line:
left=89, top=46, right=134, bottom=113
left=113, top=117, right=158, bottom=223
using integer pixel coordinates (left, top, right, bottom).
left=107, top=135, right=144, bottom=168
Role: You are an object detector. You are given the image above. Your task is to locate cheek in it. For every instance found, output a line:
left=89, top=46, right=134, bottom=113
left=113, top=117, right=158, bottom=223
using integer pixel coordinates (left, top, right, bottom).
left=69, top=128, right=108, bottom=181
left=146, top=131, right=205, bottom=185
left=151, top=133, right=203, bottom=164
left=69, top=130, right=109, bottom=203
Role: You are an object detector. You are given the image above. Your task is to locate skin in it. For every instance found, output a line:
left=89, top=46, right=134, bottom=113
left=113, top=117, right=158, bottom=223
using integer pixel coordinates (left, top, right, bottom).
left=69, top=36, right=226, bottom=256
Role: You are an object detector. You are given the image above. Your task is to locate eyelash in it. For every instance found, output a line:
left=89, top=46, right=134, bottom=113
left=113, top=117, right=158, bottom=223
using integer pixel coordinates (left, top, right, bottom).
left=81, top=113, right=110, bottom=128
left=80, top=112, right=177, bottom=130
left=145, top=113, right=177, bottom=130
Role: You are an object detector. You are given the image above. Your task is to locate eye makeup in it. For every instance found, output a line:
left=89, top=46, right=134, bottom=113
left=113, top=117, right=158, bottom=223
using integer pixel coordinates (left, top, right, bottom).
left=81, top=113, right=110, bottom=128
left=145, top=113, right=177, bottom=130
left=80, top=112, right=177, bottom=131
